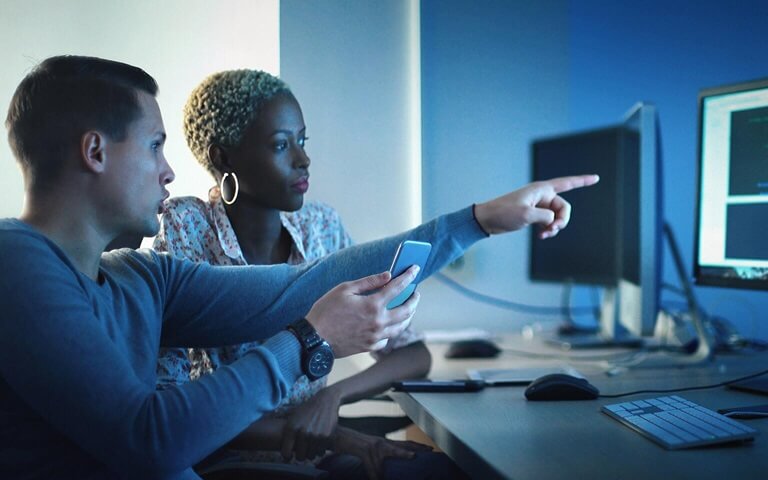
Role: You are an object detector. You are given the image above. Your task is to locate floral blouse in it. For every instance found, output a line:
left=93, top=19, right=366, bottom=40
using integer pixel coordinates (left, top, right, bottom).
left=153, top=187, right=423, bottom=462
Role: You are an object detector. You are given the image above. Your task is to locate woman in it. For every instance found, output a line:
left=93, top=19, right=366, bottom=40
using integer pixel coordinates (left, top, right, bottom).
left=154, top=70, right=464, bottom=479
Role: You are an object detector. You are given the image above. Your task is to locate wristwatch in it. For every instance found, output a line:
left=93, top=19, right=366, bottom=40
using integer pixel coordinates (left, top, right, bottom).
left=286, top=318, right=335, bottom=381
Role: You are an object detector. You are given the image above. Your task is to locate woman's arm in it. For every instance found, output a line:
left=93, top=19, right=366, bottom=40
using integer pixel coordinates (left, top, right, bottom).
left=273, top=341, right=431, bottom=461
left=329, top=341, right=431, bottom=405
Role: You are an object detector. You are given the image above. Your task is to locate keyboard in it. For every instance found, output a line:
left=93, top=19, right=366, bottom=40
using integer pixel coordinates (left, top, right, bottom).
left=602, top=395, right=758, bottom=449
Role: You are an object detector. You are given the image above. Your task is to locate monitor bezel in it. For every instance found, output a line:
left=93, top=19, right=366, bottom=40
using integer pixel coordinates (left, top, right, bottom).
left=693, top=77, right=768, bottom=291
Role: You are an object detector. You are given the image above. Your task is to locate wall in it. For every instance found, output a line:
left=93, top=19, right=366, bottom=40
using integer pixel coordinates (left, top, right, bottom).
left=0, top=0, right=279, bottom=219
left=280, top=0, right=422, bottom=243
left=568, top=0, right=768, bottom=339
left=417, top=0, right=571, bottom=331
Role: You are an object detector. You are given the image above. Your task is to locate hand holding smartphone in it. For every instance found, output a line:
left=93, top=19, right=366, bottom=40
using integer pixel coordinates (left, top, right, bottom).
left=386, top=240, right=432, bottom=310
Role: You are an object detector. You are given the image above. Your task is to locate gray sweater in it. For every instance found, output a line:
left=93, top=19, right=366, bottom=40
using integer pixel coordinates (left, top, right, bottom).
left=0, top=207, right=486, bottom=479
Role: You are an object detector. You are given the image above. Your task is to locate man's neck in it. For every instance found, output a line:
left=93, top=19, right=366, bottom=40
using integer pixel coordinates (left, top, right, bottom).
left=21, top=198, right=108, bottom=281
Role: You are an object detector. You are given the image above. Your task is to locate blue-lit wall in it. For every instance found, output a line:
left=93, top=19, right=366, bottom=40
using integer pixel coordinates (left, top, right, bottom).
left=569, top=0, right=768, bottom=339
left=420, top=0, right=768, bottom=338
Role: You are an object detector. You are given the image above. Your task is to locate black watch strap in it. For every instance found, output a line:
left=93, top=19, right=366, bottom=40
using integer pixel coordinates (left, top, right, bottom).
left=287, top=318, right=324, bottom=350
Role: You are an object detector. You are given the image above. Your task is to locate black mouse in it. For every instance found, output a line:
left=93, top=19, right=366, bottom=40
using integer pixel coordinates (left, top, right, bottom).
left=524, top=373, right=600, bottom=401
left=444, top=339, right=501, bottom=359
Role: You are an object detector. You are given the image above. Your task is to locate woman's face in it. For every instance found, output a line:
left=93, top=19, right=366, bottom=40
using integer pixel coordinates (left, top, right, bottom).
left=223, top=92, right=310, bottom=211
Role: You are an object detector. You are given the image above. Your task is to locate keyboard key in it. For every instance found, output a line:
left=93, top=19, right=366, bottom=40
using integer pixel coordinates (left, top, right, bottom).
left=684, top=407, right=754, bottom=435
left=658, top=411, right=717, bottom=439
left=624, top=415, right=686, bottom=446
left=641, top=414, right=700, bottom=442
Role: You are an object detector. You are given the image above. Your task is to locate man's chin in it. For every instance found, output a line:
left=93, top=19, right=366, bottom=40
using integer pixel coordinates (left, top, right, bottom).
left=132, top=217, right=160, bottom=240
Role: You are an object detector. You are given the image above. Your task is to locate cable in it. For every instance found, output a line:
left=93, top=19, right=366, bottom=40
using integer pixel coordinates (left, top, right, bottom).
left=598, top=367, right=768, bottom=399
left=722, top=411, right=768, bottom=419
left=433, top=272, right=598, bottom=315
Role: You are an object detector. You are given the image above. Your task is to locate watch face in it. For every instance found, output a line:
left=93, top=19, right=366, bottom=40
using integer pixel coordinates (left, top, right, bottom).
left=308, top=348, right=334, bottom=379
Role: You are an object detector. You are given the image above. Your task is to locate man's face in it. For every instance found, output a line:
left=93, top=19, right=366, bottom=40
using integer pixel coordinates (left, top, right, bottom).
left=101, top=91, right=175, bottom=238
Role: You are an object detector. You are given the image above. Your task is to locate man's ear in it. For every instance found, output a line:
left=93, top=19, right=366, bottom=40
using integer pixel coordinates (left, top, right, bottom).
left=208, top=143, right=232, bottom=175
left=80, top=131, right=107, bottom=174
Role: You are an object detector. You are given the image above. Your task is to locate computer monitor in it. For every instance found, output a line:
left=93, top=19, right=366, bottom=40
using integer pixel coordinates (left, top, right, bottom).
left=694, top=77, right=768, bottom=291
left=617, top=103, right=663, bottom=338
left=529, top=103, right=663, bottom=345
left=530, top=127, right=623, bottom=286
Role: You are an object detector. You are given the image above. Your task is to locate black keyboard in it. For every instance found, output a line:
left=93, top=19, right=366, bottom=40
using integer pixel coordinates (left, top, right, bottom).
left=602, top=395, right=758, bottom=449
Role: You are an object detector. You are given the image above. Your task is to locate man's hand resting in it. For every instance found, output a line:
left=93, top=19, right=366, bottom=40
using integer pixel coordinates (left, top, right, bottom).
left=305, top=265, right=420, bottom=358
left=474, top=174, right=600, bottom=239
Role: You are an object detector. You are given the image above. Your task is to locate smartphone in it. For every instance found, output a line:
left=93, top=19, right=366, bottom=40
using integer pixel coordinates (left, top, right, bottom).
left=386, top=240, right=432, bottom=309
left=392, top=379, right=486, bottom=393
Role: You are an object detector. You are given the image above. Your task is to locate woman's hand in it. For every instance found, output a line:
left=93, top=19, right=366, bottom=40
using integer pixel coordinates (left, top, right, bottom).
left=332, top=426, right=433, bottom=480
left=280, top=387, right=343, bottom=461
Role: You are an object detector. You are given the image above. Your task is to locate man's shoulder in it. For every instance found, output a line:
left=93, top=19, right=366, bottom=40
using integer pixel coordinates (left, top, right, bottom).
left=0, top=218, right=54, bottom=253
left=0, top=217, right=31, bottom=233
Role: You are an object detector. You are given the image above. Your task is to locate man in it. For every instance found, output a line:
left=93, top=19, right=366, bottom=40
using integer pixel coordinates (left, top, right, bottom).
left=0, top=55, right=597, bottom=479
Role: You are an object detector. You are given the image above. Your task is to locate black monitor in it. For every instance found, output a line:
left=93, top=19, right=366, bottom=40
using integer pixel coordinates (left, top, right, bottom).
left=530, top=103, right=663, bottom=344
left=694, top=78, right=768, bottom=291
left=530, top=127, right=623, bottom=286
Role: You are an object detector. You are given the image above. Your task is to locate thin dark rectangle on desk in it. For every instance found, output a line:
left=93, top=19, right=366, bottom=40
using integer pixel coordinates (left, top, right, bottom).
left=602, top=395, right=758, bottom=450
left=728, top=376, right=768, bottom=396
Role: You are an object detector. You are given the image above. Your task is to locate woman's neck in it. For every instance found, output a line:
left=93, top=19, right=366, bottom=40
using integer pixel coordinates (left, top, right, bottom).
left=223, top=200, right=292, bottom=265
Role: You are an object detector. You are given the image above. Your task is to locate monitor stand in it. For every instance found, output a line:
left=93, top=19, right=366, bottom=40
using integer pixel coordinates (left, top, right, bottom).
left=627, top=223, right=713, bottom=368
left=547, top=287, right=643, bottom=349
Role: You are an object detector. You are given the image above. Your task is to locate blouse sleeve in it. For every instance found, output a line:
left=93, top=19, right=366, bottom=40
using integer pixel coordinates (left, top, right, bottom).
left=155, top=347, right=193, bottom=389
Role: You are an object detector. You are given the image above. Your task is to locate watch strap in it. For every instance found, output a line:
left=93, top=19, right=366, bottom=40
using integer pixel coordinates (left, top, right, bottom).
left=287, top=318, right=323, bottom=350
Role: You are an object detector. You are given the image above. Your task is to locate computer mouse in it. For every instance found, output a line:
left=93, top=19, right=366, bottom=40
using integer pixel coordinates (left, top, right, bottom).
left=444, top=339, right=501, bottom=359
left=524, top=373, right=600, bottom=401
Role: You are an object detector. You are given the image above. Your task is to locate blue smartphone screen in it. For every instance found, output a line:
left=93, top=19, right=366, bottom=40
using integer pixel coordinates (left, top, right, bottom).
left=386, top=240, right=432, bottom=309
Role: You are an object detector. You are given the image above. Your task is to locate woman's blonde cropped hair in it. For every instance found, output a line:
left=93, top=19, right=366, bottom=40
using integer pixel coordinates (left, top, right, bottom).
left=183, top=69, right=291, bottom=176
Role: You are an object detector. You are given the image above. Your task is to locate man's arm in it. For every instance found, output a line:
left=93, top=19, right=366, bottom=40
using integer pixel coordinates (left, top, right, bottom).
left=0, top=228, right=302, bottom=476
left=155, top=205, right=488, bottom=349
left=159, top=173, right=599, bottom=351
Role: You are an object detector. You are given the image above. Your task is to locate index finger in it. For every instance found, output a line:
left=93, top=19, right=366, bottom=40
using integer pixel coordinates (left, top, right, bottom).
left=547, top=174, right=600, bottom=194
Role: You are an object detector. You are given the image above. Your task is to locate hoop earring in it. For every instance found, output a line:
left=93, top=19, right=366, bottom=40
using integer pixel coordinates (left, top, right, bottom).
left=220, top=172, right=239, bottom=205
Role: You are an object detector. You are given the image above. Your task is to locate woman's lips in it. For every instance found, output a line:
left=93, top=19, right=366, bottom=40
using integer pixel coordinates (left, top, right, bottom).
left=291, top=177, right=309, bottom=194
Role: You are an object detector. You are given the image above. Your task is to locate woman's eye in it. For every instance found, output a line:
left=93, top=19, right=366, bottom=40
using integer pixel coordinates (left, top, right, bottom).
left=274, top=140, right=288, bottom=151
left=298, top=136, right=309, bottom=148
left=151, top=142, right=161, bottom=152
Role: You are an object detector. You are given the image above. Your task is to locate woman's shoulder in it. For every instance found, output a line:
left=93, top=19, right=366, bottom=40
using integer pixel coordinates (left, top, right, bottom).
left=160, top=196, right=216, bottom=230
left=154, top=196, right=218, bottom=258
left=163, top=196, right=211, bottom=218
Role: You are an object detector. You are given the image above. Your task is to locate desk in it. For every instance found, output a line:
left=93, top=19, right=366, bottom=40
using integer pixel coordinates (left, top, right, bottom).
left=391, top=337, right=768, bottom=479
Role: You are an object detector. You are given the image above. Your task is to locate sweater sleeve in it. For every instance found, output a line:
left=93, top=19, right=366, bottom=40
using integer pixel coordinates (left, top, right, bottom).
left=156, top=206, right=487, bottom=348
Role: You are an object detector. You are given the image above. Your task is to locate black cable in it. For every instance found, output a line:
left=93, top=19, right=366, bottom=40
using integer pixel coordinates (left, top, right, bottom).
left=598, top=367, right=768, bottom=399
